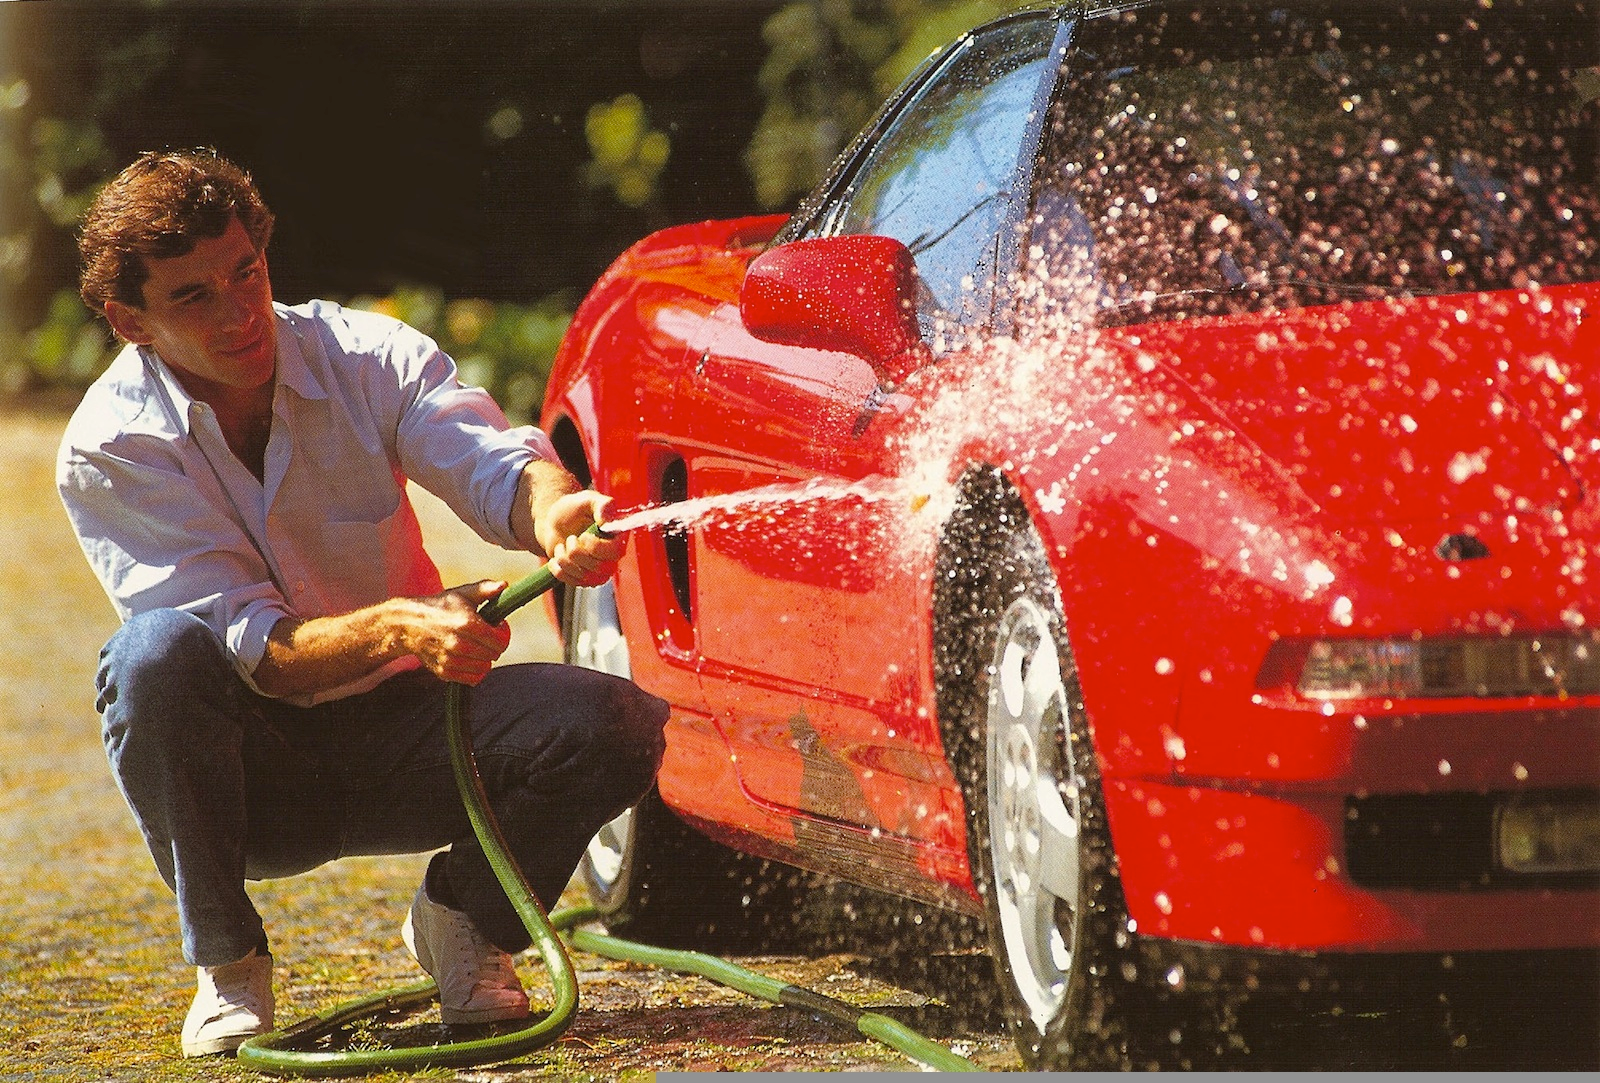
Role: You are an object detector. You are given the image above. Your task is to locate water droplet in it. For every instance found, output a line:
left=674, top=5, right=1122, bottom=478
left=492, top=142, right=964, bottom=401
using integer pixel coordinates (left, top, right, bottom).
left=1331, top=596, right=1354, bottom=627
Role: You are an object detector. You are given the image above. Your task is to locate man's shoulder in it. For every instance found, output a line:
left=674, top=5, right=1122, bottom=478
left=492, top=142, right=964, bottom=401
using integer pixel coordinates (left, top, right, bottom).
left=58, top=345, right=167, bottom=462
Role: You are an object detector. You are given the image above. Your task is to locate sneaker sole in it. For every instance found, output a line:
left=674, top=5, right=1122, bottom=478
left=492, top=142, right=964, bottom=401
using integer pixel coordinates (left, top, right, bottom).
left=182, top=1028, right=262, bottom=1057
left=439, top=1003, right=534, bottom=1026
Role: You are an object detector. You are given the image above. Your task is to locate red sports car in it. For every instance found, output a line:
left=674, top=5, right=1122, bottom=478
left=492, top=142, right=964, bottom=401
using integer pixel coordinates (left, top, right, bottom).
left=540, top=0, right=1599, bottom=1068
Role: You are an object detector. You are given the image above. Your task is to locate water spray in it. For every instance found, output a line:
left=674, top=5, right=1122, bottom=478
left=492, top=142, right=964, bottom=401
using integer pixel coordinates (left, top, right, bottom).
left=236, top=517, right=975, bottom=1075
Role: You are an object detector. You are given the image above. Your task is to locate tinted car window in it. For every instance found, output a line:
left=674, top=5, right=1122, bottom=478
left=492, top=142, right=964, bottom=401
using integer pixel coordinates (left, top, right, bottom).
left=825, top=17, right=1058, bottom=347
left=1025, top=0, right=1600, bottom=329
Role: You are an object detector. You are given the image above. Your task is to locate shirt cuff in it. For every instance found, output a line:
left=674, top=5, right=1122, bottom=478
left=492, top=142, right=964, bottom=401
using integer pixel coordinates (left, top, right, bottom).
left=228, top=598, right=294, bottom=696
left=484, top=426, right=562, bottom=550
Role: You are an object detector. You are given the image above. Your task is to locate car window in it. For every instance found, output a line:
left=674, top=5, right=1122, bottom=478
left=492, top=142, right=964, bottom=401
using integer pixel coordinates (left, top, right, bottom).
left=823, top=17, right=1058, bottom=350
left=1025, top=0, right=1600, bottom=330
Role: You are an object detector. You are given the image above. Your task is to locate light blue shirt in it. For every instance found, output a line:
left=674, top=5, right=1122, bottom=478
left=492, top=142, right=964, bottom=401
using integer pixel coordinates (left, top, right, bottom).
left=57, top=299, right=558, bottom=703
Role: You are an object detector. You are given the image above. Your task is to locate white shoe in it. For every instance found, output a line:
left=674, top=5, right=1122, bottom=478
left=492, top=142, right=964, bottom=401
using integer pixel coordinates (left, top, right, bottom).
left=181, top=947, right=274, bottom=1057
left=402, top=881, right=530, bottom=1025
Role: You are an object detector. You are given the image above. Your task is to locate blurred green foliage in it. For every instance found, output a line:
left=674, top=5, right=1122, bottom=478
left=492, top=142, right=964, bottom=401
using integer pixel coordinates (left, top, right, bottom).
left=10, top=288, right=114, bottom=393
left=0, top=71, right=117, bottom=395
left=584, top=93, right=673, bottom=210
left=745, top=0, right=1025, bottom=209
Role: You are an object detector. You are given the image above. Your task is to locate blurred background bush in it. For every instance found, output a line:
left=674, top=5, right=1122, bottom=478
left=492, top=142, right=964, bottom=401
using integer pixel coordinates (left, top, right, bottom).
left=0, top=0, right=1024, bottom=412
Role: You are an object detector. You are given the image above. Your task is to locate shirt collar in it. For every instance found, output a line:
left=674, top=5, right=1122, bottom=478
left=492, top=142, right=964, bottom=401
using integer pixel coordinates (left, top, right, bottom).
left=135, top=304, right=327, bottom=437
left=136, top=346, right=199, bottom=438
left=272, top=302, right=329, bottom=402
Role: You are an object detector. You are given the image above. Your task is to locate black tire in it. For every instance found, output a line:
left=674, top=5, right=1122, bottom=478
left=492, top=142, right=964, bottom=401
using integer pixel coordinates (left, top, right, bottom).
left=564, top=580, right=805, bottom=950
left=933, top=469, right=1137, bottom=1069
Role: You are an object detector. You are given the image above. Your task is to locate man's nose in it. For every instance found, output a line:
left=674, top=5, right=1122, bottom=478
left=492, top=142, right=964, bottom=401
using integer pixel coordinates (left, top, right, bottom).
left=221, top=283, right=257, bottom=328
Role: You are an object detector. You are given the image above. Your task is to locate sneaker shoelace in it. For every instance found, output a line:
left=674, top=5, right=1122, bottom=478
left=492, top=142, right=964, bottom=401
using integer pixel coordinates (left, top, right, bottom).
left=445, top=919, right=517, bottom=993
left=197, top=960, right=269, bottom=1021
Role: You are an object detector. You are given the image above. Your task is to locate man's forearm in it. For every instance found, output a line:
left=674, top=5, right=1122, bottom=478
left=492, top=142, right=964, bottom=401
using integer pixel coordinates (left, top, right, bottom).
left=252, top=602, right=409, bottom=699
left=511, top=459, right=583, bottom=555
left=252, top=581, right=512, bottom=699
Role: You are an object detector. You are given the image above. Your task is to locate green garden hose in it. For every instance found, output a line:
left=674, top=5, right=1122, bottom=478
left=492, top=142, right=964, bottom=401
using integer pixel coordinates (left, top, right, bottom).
left=236, top=523, right=977, bottom=1075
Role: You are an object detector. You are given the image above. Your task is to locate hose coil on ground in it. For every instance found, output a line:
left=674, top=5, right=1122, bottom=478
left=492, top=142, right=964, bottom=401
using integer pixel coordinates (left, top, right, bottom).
left=237, top=524, right=976, bottom=1074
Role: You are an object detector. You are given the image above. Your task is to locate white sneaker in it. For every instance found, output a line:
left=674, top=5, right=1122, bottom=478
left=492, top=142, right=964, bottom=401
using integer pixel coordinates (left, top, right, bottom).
left=181, top=947, right=274, bottom=1057
left=401, top=881, right=530, bottom=1025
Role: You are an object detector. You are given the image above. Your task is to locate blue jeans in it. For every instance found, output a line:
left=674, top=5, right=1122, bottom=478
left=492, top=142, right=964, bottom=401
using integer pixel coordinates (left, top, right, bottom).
left=96, top=608, right=668, bottom=967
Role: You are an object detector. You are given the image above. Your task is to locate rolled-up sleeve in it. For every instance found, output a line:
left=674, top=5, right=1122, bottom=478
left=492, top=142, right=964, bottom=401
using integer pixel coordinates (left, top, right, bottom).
left=58, top=442, right=293, bottom=691
left=381, top=324, right=559, bottom=550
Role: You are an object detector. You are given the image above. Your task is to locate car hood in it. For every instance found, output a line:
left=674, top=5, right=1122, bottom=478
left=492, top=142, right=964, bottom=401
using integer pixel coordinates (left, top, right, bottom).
left=1124, top=285, right=1598, bottom=534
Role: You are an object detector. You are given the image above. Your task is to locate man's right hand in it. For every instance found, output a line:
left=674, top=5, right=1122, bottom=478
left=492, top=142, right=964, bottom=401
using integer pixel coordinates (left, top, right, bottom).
left=391, top=580, right=513, bottom=686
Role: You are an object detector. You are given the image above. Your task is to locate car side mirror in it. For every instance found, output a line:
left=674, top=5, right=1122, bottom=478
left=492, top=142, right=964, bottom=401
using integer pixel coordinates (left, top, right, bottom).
left=739, top=234, right=932, bottom=388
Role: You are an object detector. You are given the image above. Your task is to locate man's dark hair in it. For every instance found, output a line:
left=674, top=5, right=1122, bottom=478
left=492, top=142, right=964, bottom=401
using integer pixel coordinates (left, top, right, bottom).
left=78, top=148, right=275, bottom=315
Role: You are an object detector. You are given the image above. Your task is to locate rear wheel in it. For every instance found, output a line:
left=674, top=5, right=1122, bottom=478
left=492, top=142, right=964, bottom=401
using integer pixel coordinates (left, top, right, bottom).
left=565, top=579, right=646, bottom=921
left=565, top=580, right=804, bottom=948
left=934, top=473, right=1135, bottom=1069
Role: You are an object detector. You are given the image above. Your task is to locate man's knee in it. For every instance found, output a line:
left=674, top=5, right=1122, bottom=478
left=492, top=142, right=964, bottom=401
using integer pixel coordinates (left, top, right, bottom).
left=97, top=609, right=240, bottom=736
left=591, top=677, right=669, bottom=790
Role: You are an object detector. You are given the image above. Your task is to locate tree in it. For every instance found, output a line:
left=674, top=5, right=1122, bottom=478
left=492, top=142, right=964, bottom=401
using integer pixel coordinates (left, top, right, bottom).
left=744, top=0, right=1025, bottom=209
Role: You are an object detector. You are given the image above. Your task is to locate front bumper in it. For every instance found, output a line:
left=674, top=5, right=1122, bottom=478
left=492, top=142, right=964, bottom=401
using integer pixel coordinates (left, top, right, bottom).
left=1105, top=777, right=1600, bottom=952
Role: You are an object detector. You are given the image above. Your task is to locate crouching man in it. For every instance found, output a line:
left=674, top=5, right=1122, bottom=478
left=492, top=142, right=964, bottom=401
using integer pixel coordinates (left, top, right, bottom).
left=57, top=148, right=668, bottom=1056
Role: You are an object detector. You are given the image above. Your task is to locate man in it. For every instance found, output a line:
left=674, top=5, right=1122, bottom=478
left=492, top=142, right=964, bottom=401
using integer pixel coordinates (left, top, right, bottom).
left=57, top=149, right=669, bottom=1057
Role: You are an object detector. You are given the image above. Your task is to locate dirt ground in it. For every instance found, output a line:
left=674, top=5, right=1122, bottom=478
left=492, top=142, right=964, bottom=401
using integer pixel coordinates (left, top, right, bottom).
left=0, top=401, right=1021, bottom=1081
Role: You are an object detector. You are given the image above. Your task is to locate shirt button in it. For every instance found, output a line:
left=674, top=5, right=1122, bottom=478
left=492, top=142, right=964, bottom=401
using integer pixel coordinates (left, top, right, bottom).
left=294, top=581, right=306, bottom=594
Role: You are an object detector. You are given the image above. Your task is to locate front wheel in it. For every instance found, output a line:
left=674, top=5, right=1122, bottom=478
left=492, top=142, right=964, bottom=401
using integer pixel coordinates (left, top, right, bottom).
left=934, top=475, right=1135, bottom=1069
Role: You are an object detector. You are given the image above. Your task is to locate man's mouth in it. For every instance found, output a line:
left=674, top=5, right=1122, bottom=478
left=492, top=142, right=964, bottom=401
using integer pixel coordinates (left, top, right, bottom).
left=222, top=327, right=268, bottom=357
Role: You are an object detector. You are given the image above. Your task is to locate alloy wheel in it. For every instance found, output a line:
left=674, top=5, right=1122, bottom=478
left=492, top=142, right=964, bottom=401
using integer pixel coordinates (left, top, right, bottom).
left=986, top=595, right=1085, bottom=1033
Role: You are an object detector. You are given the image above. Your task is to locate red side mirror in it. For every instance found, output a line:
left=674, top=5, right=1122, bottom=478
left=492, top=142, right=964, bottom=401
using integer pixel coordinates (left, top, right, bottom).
left=740, top=234, right=931, bottom=387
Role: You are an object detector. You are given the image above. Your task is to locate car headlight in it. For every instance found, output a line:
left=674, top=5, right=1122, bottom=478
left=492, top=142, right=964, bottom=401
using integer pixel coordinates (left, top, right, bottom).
left=1261, top=634, right=1600, bottom=700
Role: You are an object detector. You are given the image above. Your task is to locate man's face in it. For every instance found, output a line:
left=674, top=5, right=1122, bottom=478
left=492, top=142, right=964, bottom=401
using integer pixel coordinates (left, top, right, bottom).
left=104, top=216, right=277, bottom=394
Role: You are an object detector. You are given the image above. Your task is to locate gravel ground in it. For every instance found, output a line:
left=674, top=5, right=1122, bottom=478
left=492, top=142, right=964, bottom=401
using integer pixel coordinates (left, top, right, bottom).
left=0, top=402, right=1019, bottom=1082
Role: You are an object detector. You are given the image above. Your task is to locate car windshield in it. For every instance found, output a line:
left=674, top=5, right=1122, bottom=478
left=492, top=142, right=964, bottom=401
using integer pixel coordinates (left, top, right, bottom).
left=1025, top=0, right=1600, bottom=328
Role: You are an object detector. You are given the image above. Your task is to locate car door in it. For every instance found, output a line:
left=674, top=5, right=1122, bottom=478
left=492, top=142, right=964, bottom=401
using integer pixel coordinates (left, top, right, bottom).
left=675, top=13, right=1066, bottom=845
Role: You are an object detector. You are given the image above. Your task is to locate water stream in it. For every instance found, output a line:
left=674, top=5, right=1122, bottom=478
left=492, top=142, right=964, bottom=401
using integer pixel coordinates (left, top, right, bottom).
left=599, top=474, right=937, bottom=539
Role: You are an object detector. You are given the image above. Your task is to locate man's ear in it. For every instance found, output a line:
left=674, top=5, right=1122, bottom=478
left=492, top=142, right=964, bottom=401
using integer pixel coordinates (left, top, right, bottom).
left=103, top=299, right=153, bottom=346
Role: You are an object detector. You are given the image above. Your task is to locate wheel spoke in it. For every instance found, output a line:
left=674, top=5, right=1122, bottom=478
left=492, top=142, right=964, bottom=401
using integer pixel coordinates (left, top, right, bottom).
left=1023, top=636, right=1061, bottom=717
left=1036, top=799, right=1080, bottom=902
left=999, top=641, right=1029, bottom=718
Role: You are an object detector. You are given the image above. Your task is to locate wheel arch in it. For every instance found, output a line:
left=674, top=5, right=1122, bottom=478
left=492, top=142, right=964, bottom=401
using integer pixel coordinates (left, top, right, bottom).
left=547, top=414, right=593, bottom=488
